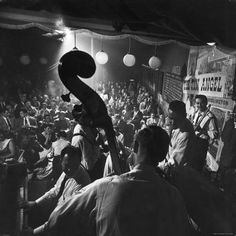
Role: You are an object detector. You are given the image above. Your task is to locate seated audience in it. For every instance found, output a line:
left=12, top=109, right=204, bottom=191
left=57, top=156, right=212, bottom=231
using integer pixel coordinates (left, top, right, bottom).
left=54, top=111, right=71, bottom=133
left=0, top=108, right=14, bottom=134
left=20, top=130, right=44, bottom=172
left=37, top=124, right=54, bottom=150
left=146, top=112, right=158, bottom=126
left=0, top=129, right=16, bottom=162
left=15, top=108, right=38, bottom=131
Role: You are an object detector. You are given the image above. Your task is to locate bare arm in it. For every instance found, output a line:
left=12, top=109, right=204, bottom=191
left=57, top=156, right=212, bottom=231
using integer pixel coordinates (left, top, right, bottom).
left=0, top=140, right=16, bottom=161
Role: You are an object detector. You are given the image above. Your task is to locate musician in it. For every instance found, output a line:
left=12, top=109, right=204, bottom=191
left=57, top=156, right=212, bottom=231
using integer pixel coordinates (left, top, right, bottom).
left=20, top=146, right=91, bottom=235
left=159, top=100, right=195, bottom=171
left=49, top=131, right=70, bottom=180
left=192, top=94, right=219, bottom=144
left=47, top=126, right=190, bottom=236
left=190, top=95, right=219, bottom=170
left=71, top=105, right=101, bottom=180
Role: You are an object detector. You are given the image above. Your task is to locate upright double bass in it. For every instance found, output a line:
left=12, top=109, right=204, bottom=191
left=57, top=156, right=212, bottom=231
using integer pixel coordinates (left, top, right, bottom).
left=58, top=48, right=121, bottom=175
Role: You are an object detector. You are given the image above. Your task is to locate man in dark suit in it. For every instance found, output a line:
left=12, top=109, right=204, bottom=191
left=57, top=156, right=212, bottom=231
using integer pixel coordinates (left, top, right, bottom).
left=15, top=108, right=38, bottom=132
left=0, top=108, right=14, bottom=134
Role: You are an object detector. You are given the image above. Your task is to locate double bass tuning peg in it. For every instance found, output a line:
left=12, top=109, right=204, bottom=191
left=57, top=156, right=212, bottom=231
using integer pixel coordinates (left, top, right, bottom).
left=61, top=92, right=71, bottom=102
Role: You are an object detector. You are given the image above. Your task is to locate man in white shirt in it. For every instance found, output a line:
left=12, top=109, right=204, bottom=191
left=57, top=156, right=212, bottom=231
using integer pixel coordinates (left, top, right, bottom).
left=48, top=131, right=70, bottom=180
left=159, top=100, right=195, bottom=171
left=47, top=126, right=190, bottom=236
left=191, top=95, right=219, bottom=170
left=49, top=131, right=70, bottom=158
left=71, top=105, right=100, bottom=180
left=146, top=112, right=158, bottom=126
left=192, top=94, right=219, bottom=144
left=20, top=146, right=91, bottom=235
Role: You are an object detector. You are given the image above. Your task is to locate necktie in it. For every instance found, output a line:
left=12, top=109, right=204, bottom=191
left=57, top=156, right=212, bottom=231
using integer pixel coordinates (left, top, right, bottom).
left=56, top=175, right=69, bottom=204
left=195, top=113, right=201, bottom=125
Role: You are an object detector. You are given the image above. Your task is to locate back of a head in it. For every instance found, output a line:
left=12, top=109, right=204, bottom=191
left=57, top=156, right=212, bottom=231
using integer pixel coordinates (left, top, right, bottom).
left=57, top=130, right=67, bottom=139
left=72, top=104, right=85, bottom=121
left=135, top=125, right=170, bottom=166
left=61, top=145, right=82, bottom=164
left=169, top=100, right=186, bottom=117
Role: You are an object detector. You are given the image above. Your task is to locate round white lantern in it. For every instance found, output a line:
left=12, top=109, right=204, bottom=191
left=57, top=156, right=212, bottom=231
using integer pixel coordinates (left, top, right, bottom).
left=148, top=56, right=161, bottom=69
left=123, top=54, right=136, bottom=67
left=20, top=54, right=30, bottom=65
left=96, top=50, right=108, bottom=65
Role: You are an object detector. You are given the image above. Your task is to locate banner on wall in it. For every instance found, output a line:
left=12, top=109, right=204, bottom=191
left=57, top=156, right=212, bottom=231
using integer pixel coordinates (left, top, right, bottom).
left=184, top=47, right=235, bottom=98
left=183, top=73, right=226, bottom=97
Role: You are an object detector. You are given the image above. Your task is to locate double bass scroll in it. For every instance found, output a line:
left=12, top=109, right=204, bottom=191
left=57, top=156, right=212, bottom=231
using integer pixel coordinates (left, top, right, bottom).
left=58, top=48, right=121, bottom=175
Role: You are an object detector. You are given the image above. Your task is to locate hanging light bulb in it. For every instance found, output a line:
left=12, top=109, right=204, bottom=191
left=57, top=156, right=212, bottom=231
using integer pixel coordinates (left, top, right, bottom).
left=148, top=44, right=161, bottom=70
left=123, top=54, right=136, bottom=67
left=123, top=37, right=136, bottom=67
left=149, top=56, right=161, bottom=69
left=96, top=50, right=108, bottom=65
left=96, top=37, right=109, bottom=65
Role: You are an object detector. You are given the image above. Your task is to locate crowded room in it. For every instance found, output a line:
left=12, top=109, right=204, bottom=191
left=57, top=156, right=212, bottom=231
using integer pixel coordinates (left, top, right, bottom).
left=1, top=1, right=236, bottom=236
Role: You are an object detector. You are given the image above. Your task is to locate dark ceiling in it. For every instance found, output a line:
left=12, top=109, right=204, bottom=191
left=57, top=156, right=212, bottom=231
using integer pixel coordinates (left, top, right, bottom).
left=1, top=0, right=236, bottom=49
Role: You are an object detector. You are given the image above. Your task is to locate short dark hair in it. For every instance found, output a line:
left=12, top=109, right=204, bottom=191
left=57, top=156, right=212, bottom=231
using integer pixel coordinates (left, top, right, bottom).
left=134, top=125, right=170, bottom=166
left=61, top=146, right=82, bottom=164
left=57, top=131, right=67, bottom=139
left=72, top=104, right=84, bottom=121
left=169, top=100, right=186, bottom=116
left=195, top=94, right=208, bottom=105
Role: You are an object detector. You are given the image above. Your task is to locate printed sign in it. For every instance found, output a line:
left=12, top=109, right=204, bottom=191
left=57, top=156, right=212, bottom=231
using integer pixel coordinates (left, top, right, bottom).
left=183, top=73, right=226, bottom=97
left=162, top=72, right=183, bottom=103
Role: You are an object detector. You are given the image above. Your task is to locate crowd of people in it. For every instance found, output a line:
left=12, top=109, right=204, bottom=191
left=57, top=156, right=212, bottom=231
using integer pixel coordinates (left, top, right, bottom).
left=1, top=79, right=235, bottom=235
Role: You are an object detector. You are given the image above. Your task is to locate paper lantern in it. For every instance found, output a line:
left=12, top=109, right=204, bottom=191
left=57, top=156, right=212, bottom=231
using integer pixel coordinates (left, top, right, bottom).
left=20, top=54, right=30, bottom=65
left=96, top=50, right=108, bottom=65
left=123, top=54, right=136, bottom=67
left=148, top=56, right=161, bottom=69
